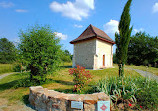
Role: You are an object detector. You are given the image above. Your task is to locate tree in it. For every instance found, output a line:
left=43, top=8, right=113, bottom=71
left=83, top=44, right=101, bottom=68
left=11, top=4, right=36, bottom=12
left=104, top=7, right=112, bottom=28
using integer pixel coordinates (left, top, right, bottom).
left=64, top=50, right=71, bottom=56
left=115, top=0, right=133, bottom=77
left=0, top=38, right=17, bottom=63
left=113, top=53, right=117, bottom=64
left=19, top=25, right=62, bottom=84
left=128, top=32, right=158, bottom=66
left=61, top=50, right=72, bottom=62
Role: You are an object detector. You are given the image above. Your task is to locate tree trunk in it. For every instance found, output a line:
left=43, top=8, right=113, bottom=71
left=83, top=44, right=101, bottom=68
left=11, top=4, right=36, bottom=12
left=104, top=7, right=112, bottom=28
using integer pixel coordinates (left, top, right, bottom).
left=119, top=64, right=124, bottom=77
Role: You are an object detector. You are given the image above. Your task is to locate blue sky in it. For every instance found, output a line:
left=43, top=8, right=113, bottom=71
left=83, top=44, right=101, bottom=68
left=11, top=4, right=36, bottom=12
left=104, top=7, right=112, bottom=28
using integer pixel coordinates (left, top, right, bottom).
left=0, top=0, right=158, bottom=54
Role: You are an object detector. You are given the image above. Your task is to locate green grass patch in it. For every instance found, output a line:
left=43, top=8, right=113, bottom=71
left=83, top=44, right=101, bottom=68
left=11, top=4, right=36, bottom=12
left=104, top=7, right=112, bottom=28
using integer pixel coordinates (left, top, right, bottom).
left=0, top=63, right=141, bottom=107
left=0, top=64, right=14, bottom=75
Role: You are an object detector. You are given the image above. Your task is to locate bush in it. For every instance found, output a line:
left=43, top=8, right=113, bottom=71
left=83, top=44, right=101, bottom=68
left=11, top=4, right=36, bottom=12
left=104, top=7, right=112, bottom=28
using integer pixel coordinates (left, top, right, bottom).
left=14, top=72, right=54, bottom=88
left=69, top=65, right=92, bottom=93
left=96, top=77, right=137, bottom=110
left=18, top=25, right=62, bottom=84
left=134, top=77, right=158, bottom=109
left=13, top=63, right=27, bottom=72
left=95, top=77, right=158, bottom=110
left=61, top=55, right=71, bottom=62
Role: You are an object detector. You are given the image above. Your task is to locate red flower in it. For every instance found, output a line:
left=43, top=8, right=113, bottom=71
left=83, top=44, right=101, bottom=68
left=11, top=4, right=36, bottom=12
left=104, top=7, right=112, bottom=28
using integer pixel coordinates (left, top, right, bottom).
left=128, top=103, right=132, bottom=107
left=140, top=106, right=143, bottom=109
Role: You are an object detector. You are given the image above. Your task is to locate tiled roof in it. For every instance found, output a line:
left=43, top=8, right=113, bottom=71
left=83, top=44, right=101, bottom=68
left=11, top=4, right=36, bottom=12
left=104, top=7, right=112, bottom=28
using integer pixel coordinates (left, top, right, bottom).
left=70, top=24, right=115, bottom=44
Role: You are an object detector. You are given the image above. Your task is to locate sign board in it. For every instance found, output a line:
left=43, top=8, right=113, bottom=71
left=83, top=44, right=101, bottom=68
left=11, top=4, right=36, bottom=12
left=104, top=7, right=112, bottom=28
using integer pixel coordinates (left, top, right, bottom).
left=97, top=101, right=110, bottom=111
left=71, top=101, right=83, bottom=109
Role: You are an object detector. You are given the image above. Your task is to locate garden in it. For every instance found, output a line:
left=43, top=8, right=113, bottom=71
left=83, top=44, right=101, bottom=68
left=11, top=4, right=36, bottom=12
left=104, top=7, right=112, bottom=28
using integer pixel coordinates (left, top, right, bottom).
left=0, top=63, right=157, bottom=110
left=0, top=0, right=158, bottom=110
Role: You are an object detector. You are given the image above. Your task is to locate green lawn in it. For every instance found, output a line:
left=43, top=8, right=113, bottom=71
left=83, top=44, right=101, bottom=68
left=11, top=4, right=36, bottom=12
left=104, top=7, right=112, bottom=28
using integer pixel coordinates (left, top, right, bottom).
left=125, top=65, right=158, bottom=76
left=0, top=63, right=141, bottom=110
left=0, top=64, right=14, bottom=75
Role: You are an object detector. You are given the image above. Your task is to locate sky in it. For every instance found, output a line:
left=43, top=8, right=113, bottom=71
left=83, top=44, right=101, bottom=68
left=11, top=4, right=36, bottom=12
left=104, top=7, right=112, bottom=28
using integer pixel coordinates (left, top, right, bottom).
left=0, top=0, right=158, bottom=54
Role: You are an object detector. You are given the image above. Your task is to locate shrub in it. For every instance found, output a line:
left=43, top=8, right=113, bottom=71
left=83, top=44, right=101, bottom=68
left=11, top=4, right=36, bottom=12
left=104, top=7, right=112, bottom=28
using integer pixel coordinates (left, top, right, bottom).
left=134, top=77, right=158, bottom=109
left=96, top=77, right=137, bottom=109
left=69, top=65, right=92, bottom=93
left=13, top=63, right=27, bottom=72
left=13, top=63, right=22, bottom=72
left=95, top=77, right=158, bottom=110
left=14, top=72, right=54, bottom=88
left=18, top=25, right=62, bottom=84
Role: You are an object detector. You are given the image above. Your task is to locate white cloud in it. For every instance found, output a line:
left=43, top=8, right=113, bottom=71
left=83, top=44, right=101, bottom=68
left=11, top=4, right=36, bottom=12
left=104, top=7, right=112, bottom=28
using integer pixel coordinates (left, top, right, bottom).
left=133, top=28, right=144, bottom=33
left=74, top=24, right=83, bottom=28
left=15, top=9, right=28, bottom=13
left=152, top=2, right=158, bottom=13
left=103, top=20, right=119, bottom=34
left=54, top=32, right=67, bottom=40
left=49, top=0, right=94, bottom=21
left=0, top=1, right=14, bottom=8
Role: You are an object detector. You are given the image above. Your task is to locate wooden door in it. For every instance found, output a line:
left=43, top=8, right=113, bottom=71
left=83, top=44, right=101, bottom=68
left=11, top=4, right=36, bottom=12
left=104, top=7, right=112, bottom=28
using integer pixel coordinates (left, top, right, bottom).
left=103, top=55, right=105, bottom=66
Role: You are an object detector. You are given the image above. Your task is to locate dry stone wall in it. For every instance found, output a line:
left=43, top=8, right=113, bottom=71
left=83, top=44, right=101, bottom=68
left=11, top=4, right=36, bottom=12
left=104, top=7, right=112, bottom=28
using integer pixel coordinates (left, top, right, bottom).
left=29, top=86, right=110, bottom=111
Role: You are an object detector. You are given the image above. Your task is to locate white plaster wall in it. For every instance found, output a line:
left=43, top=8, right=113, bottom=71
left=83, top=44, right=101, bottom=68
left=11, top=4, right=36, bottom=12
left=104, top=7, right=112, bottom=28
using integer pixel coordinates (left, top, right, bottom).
left=73, top=39, right=96, bottom=69
left=96, top=39, right=113, bottom=68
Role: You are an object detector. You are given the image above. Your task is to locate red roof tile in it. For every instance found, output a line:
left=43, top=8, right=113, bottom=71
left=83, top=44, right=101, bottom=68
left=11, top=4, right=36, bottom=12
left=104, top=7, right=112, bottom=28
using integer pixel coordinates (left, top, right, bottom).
left=70, top=24, right=115, bottom=44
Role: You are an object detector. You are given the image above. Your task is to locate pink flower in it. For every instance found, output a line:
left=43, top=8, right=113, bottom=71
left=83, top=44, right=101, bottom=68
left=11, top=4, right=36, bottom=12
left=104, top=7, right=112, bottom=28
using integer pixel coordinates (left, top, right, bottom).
left=140, top=106, right=143, bottom=109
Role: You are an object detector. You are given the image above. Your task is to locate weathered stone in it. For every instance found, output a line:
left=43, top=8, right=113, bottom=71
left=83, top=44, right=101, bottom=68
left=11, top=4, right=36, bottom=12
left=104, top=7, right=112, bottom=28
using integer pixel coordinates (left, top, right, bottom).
left=29, top=86, right=110, bottom=111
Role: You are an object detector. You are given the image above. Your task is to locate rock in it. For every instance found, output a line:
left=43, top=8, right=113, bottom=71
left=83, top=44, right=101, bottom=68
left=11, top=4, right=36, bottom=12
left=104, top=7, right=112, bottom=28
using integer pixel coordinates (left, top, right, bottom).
left=29, top=86, right=110, bottom=111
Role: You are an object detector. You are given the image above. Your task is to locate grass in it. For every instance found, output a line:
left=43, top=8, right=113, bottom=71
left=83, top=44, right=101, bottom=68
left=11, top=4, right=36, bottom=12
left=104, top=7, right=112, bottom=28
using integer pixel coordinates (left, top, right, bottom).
left=0, top=62, right=141, bottom=110
left=0, top=64, right=14, bottom=75
left=125, top=65, right=158, bottom=76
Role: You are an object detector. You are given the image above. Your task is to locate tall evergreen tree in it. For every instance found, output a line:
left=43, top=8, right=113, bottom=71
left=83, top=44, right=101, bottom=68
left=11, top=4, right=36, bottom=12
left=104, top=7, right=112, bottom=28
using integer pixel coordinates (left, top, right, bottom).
left=115, top=0, right=133, bottom=77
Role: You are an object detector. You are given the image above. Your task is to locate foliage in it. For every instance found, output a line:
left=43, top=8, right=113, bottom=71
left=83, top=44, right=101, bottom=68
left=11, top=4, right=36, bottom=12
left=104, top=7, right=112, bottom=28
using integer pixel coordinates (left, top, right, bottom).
left=14, top=75, right=35, bottom=88
left=113, top=53, right=117, bottom=64
left=134, top=78, right=158, bottom=109
left=95, top=77, right=158, bottom=110
left=96, top=77, right=137, bottom=109
left=69, top=65, right=92, bottom=93
left=0, top=63, right=141, bottom=109
left=13, top=63, right=26, bottom=72
left=0, top=38, right=17, bottom=64
left=13, top=63, right=21, bottom=72
left=128, top=32, right=158, bottom=66
left=115, top=0, right=133, bottom=77
left=61, top=50, right=72, bottom=62
left=18, top=24, right=62, bottom=84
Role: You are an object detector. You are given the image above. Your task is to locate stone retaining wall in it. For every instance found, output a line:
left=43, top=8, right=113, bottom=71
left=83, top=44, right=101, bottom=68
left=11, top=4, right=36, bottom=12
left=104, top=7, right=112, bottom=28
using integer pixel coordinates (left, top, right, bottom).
left=29, top=86, right=110, bottom=111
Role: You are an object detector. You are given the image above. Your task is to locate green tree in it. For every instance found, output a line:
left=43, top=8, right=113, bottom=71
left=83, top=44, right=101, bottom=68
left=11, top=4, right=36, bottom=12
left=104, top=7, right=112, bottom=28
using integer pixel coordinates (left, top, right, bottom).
left=19, top=25, right=62, bottom=84
left=60, top=50, right=72, bottom=63
left=0, top=38, right=17, bottom=63
left=115, top=0, right=133, bottom=77
left=128, top=32, right=158, bottom=66
left=64, top=50, right=71, bottom=56
left=113, top=53, right=117, bottom=64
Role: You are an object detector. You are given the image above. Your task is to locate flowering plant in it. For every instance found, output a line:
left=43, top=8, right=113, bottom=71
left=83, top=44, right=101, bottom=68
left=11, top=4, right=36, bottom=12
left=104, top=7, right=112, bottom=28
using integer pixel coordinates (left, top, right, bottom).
left=69, top=65, right=92, bottom=92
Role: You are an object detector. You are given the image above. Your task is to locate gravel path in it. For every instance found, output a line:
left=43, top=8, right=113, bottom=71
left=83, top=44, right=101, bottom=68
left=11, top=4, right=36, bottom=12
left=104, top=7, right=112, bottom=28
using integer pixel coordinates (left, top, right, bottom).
left=128, top=68, right=158, bottom=82
left=0, top=72, right=19, bottom=80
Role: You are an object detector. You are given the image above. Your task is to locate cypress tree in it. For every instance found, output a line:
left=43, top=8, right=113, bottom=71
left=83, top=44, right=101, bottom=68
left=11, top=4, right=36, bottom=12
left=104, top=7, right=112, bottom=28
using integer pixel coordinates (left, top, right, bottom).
left=115, top=0, right=133, bottom=77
